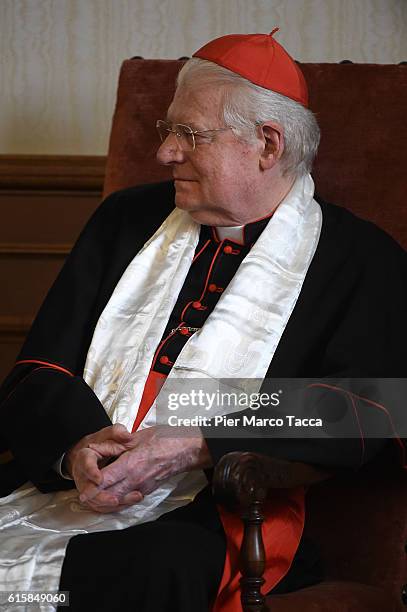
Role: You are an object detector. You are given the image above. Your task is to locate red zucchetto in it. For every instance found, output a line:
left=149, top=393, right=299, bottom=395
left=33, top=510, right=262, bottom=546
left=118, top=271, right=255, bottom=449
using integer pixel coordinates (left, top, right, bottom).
left=193, top=28, right=308, bottom=107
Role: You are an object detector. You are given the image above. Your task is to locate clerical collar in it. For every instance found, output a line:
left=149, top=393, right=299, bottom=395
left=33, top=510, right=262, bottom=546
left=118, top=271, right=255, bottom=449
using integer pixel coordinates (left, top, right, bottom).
left=215, top=225, right=244, bottom=243
left=209, top=211, right=275, bottom=246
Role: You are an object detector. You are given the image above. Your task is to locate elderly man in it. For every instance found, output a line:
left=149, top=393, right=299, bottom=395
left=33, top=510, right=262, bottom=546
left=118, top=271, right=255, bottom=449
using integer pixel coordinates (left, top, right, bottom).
left=0, top=31, right=406, bottom=612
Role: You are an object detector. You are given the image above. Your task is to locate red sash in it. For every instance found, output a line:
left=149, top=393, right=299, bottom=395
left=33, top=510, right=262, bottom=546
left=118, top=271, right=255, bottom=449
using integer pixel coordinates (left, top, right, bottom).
left=131, top=370, right=167, bottom=433
left=214, top=491, right=305, bottom=611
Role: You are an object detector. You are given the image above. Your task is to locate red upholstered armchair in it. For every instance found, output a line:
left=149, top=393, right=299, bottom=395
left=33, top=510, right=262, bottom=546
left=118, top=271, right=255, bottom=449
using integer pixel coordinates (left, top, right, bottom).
left=103, top=58, right=407, bottom=611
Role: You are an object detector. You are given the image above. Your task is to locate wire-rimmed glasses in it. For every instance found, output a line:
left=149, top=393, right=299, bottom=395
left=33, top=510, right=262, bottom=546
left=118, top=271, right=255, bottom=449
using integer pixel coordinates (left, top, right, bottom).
left=156, top=120, right=232, bottom=151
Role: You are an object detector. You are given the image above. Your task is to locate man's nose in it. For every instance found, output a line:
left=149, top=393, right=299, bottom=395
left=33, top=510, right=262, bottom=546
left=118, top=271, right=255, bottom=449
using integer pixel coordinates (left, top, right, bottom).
left=156, top=133, right=186, bottom=165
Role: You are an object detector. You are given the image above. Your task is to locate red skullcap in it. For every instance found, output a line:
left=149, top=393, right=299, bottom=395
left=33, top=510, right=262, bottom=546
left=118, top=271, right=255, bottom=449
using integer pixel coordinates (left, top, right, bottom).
left=193, top=28, right=308, bottom=107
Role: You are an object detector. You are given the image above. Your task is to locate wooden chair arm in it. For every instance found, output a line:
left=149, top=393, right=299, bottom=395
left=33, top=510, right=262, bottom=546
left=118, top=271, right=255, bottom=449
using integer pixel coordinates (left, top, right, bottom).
left=212, top=452, right=330, bottom=612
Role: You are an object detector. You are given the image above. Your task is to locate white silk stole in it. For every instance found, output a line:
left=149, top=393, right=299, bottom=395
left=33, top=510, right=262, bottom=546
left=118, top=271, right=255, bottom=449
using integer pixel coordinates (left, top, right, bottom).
left=83, top=172, right=322, bottom=505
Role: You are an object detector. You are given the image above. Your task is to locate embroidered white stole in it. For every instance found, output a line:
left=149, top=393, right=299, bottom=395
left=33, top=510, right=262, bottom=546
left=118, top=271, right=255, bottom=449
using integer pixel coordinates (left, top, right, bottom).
left=83, top=172, right=321, bottom=501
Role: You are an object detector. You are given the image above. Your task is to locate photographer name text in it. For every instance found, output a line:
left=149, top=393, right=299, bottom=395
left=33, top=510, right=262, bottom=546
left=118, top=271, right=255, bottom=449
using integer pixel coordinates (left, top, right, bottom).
left=167, top=415, right=323, bottom=427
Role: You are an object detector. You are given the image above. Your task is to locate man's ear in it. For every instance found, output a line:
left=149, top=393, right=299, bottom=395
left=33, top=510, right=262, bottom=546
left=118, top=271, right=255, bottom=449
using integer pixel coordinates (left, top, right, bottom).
left=258, top=122, right=285, bottom=170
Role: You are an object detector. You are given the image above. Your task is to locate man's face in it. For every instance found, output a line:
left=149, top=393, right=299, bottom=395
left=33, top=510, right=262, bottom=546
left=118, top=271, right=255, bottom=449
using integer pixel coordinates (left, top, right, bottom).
left=156, top=84, right=263, bottom=226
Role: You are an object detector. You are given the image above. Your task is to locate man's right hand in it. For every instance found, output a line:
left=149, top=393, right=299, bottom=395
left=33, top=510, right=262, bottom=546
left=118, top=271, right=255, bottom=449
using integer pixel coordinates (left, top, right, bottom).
left=63, top=424, right=143, bottom=513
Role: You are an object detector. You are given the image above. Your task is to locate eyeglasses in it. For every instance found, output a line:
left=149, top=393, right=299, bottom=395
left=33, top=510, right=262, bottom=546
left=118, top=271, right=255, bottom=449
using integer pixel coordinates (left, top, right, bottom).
left=156, top=120, right=232, bottom=151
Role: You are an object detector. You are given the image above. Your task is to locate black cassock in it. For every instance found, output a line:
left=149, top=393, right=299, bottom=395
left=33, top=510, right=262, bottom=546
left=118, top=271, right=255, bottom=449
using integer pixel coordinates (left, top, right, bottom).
left=0, top=181, right=406, bottom=610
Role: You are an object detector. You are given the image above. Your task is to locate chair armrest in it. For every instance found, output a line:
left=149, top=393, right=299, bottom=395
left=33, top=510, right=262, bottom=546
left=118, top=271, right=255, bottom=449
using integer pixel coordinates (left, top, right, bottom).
left=213, top=451, right=330, bottom=511
left=212, top=452, right=330, bottom=612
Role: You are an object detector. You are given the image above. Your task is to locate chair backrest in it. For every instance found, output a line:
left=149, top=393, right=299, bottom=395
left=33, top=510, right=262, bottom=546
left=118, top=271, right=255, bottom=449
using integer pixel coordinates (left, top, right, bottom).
left=104, top=59, right=407, bottom=249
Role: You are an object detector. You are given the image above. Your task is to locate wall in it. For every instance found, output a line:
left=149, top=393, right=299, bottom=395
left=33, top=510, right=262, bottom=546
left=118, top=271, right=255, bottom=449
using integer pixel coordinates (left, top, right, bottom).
left=1, top=0, right=406, bottom=156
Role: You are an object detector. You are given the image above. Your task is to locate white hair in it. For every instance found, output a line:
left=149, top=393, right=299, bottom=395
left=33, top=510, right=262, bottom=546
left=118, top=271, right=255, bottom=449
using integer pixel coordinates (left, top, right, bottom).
left=176, top=58, right=320, bottom=178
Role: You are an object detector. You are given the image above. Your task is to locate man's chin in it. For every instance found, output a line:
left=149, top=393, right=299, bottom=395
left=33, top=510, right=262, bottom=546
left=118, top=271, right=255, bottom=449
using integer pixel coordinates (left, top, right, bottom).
left=178, top=206, right=218, bottom=226
left=174, top=199, right=191, bottom=211
left=174, top=193, right=216, bottom=224
left=174, top=194, right=199, bottom=211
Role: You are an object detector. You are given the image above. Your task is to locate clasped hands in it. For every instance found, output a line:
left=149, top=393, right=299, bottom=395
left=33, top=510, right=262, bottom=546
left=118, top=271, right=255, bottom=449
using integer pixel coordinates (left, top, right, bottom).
left=63, top=424, right=212, bottom=513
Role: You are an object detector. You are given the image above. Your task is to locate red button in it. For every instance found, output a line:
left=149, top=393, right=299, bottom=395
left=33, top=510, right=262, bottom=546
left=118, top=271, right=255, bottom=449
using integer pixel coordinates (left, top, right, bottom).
left=179, top=327, right=190, bottom=335
left=208, top=283, right=217, bottom=293
left=223, top=245, right=233, bottom=254
left=192, top=301, right=202, bottom=309
left=159, top=356, right=170, bottom=365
